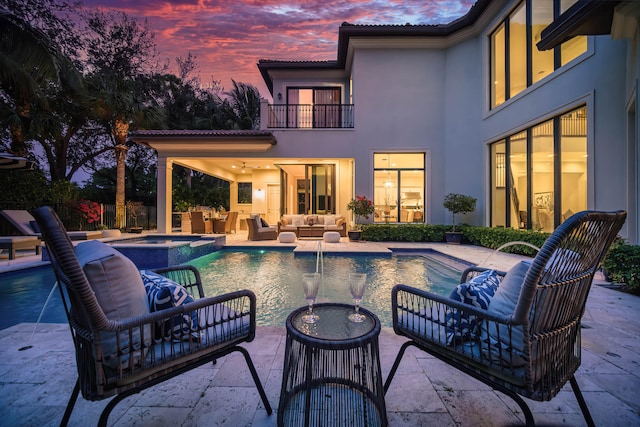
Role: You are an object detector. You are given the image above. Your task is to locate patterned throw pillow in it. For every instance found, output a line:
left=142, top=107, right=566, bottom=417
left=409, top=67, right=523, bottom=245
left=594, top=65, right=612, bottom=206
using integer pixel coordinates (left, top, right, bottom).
left=445, top=269, right=501, bottom=345
left=140, top=270, right=199, bottom=341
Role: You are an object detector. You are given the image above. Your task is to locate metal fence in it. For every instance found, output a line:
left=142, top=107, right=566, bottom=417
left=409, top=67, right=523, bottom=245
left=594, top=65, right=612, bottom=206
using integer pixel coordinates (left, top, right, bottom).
left=0, top=201, right=157, bottom=232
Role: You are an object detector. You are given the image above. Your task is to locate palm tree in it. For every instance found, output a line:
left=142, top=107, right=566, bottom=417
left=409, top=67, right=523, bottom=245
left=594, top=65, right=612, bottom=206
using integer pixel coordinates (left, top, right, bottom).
left=0, top=8, right=82, bottom=157
left=226, top=79, right=262, bottom=130
left=84, top=11, right=164, bottom=229
left=88, top=73, right=164, bottom=228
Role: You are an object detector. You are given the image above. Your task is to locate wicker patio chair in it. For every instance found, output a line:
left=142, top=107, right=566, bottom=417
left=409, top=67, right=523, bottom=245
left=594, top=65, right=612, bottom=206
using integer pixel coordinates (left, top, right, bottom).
left=33, top=206, right=272, bottom=427
left=384, top=210, right=626, bottom=427
left=190, top=210, right=213, bottom=234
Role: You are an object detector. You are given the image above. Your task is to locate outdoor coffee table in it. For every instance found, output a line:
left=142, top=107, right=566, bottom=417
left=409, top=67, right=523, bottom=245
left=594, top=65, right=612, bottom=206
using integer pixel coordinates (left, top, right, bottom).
left=277, top=303, right=387, bottom=426
left=297, top=225, right=325, bottom=238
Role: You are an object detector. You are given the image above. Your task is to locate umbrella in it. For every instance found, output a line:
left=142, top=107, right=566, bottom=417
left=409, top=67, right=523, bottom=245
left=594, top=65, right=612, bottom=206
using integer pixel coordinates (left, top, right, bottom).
left=0, top=152, right=35, bottom=171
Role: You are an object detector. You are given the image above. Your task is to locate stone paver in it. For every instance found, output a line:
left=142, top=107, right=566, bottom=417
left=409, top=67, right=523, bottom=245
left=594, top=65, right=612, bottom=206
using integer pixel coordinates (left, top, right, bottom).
left=1, top=234, right=639, bottom=426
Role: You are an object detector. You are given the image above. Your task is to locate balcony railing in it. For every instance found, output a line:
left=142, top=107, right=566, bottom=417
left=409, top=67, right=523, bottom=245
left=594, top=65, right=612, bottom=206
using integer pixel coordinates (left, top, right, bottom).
left=267, top=104, right=354, bottom=129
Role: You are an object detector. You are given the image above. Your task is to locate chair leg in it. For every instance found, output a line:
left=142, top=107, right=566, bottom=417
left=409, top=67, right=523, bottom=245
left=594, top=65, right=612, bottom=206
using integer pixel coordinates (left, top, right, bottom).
left=236, top=346, right=273, bottom=415
left=383, top=340, right=416, bottom=394
left=570, top=375, right=595, bottom=427
left=59, top=379, right=80, bottom=427
left=98, top=388, right=139, bottom=427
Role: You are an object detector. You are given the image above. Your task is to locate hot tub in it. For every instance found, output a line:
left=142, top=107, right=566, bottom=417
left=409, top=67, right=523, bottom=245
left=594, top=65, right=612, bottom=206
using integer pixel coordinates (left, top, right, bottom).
left=105, top=234, right=224, bottom=269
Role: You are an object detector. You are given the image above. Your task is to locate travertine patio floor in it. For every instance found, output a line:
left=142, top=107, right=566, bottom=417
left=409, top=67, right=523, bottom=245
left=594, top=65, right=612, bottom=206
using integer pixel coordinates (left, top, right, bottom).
left=1, top=235, right=639, bottom=426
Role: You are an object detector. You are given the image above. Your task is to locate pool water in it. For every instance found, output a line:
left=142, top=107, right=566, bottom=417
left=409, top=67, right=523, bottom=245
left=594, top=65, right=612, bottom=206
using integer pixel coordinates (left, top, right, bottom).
left=189, top=249, right=462, bottom=327
left=0, top=250, right=463, bottom=330
left=0, top=266, right=61, bottom=330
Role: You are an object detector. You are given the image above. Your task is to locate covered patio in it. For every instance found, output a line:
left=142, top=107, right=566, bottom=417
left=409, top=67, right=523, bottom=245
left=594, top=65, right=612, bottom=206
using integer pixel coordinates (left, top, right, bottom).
left=130, top=130, right=355, bottom=234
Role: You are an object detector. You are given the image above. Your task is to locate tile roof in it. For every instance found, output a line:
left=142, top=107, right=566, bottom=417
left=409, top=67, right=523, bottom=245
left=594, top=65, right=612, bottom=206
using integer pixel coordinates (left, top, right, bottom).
left=257, top=0, right=495, bottom=93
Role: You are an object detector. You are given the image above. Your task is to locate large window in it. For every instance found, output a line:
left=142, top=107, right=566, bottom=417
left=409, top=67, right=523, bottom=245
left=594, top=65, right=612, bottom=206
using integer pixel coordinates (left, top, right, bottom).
left=490, top=0, right=585, bottom=109
left=490, top=106, right=587, bottom=231
left=373, top=153, right=425, bottom=223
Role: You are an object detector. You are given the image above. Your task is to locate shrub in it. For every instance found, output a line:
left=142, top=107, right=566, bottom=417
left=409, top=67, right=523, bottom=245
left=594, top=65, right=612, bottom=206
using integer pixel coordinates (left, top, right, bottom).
left=361, top=224, right=546, bottom=257
left=601, top=240, right=640, bottom=293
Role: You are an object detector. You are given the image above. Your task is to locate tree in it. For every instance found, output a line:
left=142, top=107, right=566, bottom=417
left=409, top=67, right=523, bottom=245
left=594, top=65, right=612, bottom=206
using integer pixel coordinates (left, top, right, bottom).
left=84, top=10, right=165, bottom=228
left=226, top=79, right=262, bottom=130
left=0, top=3, right=83, bottom=159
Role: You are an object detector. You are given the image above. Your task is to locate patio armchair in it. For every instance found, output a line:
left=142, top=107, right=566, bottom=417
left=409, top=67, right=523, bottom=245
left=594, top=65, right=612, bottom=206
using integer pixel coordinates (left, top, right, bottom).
left=225, top=211, right=238, bottom=233
left=33, top=206, right=272, bottom=427
left=190, top=210, right=213, bottom=234
left=247, top=215, right=277, bottom=241
left=384, top=210, right=626, bottom=427
left=210, top=211, right=238, bottom=234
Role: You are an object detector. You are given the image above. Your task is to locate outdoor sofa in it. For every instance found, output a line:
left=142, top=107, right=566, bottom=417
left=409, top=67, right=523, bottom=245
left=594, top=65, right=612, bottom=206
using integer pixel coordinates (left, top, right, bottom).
left=277, top=214, right=346, bottom=237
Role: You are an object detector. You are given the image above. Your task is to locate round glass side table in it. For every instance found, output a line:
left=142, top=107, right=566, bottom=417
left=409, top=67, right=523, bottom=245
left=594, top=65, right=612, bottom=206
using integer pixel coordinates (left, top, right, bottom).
left=277, top=303, right=388, bottom=427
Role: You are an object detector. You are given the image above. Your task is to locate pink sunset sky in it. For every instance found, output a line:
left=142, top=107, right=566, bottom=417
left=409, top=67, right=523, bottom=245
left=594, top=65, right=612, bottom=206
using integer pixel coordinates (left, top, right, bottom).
left=82, top=0, right=475, bottom=99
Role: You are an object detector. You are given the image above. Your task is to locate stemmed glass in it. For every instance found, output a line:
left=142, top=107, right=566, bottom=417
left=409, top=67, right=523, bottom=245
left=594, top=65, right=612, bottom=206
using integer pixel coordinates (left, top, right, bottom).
left=348, top=273, right=367, bottom=322
left=301, top=273, right=321, bottom=323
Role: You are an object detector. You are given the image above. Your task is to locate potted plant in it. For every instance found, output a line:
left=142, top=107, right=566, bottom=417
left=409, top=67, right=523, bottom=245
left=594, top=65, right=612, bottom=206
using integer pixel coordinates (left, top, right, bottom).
left=443, top=193, right=477, bottom=244
left=347, top=195, right=375, bottom=241
left=126, top=200, right=146, bottom=233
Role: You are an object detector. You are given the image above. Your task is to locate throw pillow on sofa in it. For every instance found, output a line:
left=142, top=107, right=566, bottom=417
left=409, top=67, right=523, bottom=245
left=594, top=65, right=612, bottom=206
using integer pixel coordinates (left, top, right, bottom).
left=75, top=240, right=150, bottom=371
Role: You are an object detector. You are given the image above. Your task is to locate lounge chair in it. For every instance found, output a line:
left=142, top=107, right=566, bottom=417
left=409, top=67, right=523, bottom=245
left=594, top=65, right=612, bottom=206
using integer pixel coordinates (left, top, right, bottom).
left=0, top=236, right=41, bottom=259
left=0, top=209, right=102, bottom=241
left=384, top=210, right=626, bottom=427
left=33, top=206, right=272, bottom=426
left=247, top=215, right=277, bottom=241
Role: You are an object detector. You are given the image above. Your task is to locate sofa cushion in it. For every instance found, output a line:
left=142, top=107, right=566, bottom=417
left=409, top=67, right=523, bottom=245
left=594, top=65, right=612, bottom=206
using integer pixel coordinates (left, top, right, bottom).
left=291, top=215, right=304, bottom=226
left=445, top=269, right=501, bottom=345
left=140, top=270, right=199, bottom=341
left=75, top=240, right=150, bottom=370
left=324, top=215, right=336, bottom=225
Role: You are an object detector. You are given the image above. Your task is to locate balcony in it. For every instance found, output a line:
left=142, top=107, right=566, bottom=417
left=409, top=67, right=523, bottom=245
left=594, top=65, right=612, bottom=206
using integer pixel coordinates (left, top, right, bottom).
left=266, top=104, right=354, bottom=129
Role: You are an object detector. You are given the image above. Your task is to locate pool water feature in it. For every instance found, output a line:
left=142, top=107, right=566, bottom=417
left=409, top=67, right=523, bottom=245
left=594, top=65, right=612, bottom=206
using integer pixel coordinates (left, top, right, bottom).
left=0, top=249, right=464, bottom=330
left=190, top=249, right=462, bottom=327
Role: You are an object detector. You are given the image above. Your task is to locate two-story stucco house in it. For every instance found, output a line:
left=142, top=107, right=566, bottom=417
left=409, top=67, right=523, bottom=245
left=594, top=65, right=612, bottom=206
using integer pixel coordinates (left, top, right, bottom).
left=131, top=0, right=639, bottom=244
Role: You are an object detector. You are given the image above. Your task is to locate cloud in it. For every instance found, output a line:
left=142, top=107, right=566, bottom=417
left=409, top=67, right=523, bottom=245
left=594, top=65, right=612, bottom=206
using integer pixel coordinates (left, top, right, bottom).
left=80, top=0, right=473, bottom=97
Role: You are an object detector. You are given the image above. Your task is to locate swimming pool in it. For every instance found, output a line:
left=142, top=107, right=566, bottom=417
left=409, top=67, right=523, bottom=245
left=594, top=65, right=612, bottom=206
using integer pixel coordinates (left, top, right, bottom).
left=190, top=249, right=462, bottom=326
left=0, top=249, right=464, bottom=330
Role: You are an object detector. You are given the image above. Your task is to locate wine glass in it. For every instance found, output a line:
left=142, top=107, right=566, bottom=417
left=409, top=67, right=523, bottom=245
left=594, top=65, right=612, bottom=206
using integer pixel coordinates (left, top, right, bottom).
left=301, top=273, right=321, bottom=323
left=348, top=273, right=367, bottom=322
